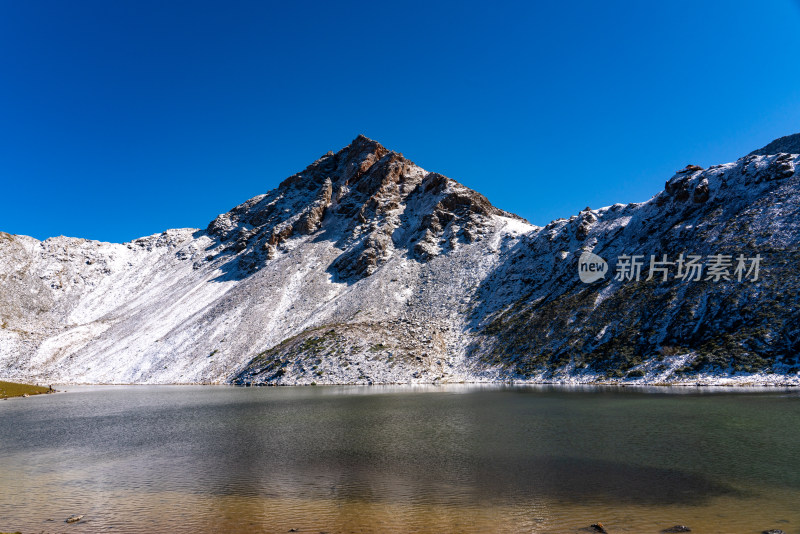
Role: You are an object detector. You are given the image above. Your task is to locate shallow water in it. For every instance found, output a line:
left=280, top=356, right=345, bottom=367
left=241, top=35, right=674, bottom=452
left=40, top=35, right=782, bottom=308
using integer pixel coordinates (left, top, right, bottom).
left=1, top=384, right=798, bottom=533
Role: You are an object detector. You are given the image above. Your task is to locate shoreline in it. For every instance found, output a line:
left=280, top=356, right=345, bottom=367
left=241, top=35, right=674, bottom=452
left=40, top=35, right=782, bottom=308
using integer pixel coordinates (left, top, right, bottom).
left=5, top=378, right=799, bottom=388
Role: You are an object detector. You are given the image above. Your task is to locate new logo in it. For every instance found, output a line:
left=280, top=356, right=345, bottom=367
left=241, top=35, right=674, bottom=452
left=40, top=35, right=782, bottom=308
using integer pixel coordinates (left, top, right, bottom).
left=578, top=252, right=608, bottom=283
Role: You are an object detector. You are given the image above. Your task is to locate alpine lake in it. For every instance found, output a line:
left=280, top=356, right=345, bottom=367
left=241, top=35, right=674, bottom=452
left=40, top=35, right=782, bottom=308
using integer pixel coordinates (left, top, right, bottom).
left=1, top=384, right=798, bottom=533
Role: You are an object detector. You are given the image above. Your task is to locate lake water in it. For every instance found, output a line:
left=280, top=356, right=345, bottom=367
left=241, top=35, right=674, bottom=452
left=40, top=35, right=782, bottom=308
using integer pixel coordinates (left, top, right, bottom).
left=1, top=384, right=799, bottom=533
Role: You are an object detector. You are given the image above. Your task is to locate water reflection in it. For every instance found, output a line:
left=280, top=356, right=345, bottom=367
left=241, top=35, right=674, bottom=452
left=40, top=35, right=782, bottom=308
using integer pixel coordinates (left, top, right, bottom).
left=0, top=384, right=798, bottom=533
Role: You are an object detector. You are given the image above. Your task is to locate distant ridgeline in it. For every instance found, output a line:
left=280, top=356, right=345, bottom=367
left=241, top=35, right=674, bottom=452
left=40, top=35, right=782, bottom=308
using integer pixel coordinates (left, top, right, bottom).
left=0, top=133, right=798, bottom=385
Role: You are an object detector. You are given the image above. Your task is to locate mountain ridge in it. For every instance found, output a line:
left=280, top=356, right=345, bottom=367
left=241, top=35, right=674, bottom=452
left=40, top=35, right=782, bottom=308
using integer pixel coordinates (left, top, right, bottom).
left=1, top=135, right=798, bottom=385
left=748, top=132, right=800, bottom=156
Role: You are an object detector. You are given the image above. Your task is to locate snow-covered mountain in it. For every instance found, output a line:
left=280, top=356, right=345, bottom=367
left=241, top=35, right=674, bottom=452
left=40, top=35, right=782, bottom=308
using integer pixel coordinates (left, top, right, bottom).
left=1, top=134, right=798, bottom=385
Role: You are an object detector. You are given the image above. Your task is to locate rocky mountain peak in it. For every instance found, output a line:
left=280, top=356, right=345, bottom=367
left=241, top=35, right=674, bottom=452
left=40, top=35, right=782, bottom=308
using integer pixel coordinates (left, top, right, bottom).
left=203, top=136, right=518, bottom=279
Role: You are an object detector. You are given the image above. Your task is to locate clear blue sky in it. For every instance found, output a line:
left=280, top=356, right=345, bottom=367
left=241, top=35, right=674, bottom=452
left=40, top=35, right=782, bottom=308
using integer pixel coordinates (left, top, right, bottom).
left=2, top=1, right=799, bottom=242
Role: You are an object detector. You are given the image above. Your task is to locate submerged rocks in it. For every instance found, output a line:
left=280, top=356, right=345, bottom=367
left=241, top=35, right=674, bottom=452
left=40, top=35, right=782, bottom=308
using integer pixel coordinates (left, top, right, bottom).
left=662, top=526, right=691, bottom=533
left=579, top=523, right=608, bottom=533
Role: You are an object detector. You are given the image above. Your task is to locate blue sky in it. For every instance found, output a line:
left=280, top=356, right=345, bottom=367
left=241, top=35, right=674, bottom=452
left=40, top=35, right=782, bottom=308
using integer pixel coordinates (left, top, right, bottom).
left=1, top=1, right=799, bottom=242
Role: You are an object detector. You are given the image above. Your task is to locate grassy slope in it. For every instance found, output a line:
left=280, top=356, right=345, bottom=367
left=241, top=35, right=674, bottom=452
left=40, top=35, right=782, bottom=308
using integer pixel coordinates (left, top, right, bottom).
left=0, top=380, right=51, bottom=399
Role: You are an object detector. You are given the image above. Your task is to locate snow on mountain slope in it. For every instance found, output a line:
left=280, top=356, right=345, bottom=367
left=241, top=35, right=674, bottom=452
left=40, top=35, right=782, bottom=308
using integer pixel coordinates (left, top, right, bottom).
left=0, top=136, right=533, bottom=384
left=1, top=135, right=798, bottom=385
left=467, top=153, right=800, bottom=384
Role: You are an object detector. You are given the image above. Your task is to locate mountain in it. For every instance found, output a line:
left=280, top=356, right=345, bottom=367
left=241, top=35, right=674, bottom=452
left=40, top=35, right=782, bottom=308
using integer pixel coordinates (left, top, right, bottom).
left=748, top=132, right=800, bottom=156
left=1, top=135, right=798, bottom=385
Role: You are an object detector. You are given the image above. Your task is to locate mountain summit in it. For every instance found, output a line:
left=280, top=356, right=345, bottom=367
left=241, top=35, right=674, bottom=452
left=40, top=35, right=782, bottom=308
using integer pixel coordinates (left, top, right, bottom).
left=1, top=135, right=798, bottom=385
left=204, top=135, right=518, bottom=280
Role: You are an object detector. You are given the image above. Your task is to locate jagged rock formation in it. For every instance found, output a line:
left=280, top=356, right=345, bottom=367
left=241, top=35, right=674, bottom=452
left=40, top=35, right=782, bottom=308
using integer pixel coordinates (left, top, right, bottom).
left=0, top=134, right=798, bottom=385
left=204, top=135, right=517, bottom=280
